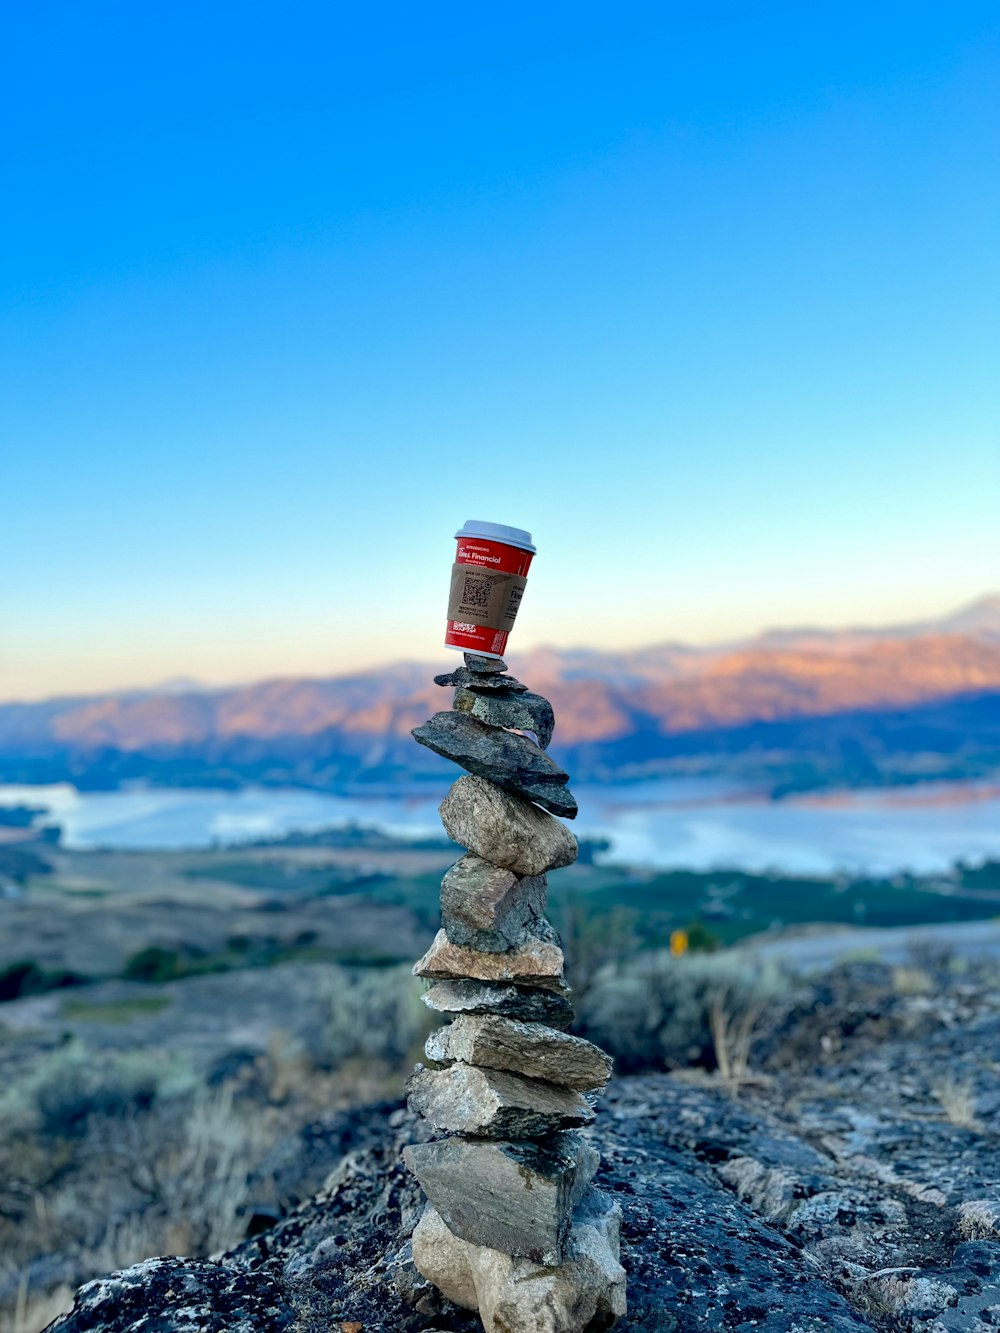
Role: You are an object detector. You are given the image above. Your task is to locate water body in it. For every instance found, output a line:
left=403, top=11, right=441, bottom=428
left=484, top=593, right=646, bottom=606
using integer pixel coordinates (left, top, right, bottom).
left=4, top=779, right=1000, bottom=876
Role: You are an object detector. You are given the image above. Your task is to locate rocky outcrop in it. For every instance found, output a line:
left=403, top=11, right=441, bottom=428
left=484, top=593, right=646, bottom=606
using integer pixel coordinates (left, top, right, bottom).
left=46, top=957, right=1000, bottom=1333
left=48, top=1060, right=1000, bottom=1332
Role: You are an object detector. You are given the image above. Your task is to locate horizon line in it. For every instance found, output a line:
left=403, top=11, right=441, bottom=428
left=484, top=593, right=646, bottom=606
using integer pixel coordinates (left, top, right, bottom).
left=3, top=590, right=997, bottom=708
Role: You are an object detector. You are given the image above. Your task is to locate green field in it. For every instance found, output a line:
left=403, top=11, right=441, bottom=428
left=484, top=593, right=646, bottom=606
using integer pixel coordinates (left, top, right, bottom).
left=3, top=834, right=1000, bottom=1003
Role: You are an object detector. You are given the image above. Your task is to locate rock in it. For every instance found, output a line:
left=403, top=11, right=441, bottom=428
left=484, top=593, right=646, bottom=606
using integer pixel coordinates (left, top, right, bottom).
left=66, top=954, right=1000, bottom=1329
left=859, top=1274, right=957, bottom=1318
left=406, top=1062, right=595, bottom=1137
left=440, top=854, right=547, bottom=953
left=440, top=776, right=578, bottom=877
left=434, top=667, right=528, bottom=692
left=403, top=1131, right=600, bottom=1264
left=464, top=654, right=508, bottom=674
left=422, top=979, right=575, bottom=1029
left=473, top=1190, right=626, bottom=1333
left=454, top=686, right=555, bottom=750
left=410, top=1205, right=480, bottom=1310
left=48, top=1256, right=298, bottom=1333
left=425, top=1015, right=612, bottom=1091
left=413, top=928, right=566, bottom=991
left=413, top=712, right=577, bottom=818
left=950, top=1239, right=1000, bottom=1276
left=412, top=1190, right=626, bottom=1333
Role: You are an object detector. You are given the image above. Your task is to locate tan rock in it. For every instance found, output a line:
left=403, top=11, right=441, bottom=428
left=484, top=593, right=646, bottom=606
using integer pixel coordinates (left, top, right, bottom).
left=426, top=1014, right=612, bottom=1091
left=413, top=929, right=566, bottom=991
left=412, top=1192, right=627, bottom=1333
left=411, top=1206, right=478, bottom=1310
left=439, top=775, right=578, bottom=877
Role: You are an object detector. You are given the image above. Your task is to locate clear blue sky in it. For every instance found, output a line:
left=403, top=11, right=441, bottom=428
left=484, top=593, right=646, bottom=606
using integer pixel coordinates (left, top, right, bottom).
left=2, top=2, right=998, bottom=699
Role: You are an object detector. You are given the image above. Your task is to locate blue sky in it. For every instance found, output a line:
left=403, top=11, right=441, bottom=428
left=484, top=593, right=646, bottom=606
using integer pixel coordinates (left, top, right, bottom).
left=2, top=2, right=998, bottom=698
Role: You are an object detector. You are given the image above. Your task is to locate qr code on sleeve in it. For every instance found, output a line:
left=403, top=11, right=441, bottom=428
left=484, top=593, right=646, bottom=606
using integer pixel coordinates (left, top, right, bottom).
left=462, top=574, right=493, bottom=611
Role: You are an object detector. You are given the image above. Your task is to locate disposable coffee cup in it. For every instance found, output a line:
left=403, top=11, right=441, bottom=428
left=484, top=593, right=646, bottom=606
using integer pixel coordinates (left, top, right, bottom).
left=445, top=520, right=536, bottom=658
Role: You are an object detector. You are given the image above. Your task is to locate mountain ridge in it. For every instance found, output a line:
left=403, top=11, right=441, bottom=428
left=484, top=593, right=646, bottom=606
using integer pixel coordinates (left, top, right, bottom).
left=4, top=597, right=1000, bottom=793
left=8, top=594, right=1000, bottom=709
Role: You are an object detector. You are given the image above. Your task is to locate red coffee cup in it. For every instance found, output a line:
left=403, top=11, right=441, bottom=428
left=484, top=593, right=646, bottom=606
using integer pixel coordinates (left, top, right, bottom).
left=445, top=520, right=536, bottom=658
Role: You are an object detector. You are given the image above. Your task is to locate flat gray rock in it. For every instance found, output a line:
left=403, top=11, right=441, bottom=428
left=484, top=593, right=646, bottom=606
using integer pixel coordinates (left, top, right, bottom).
left=426, top=1015, right=612, bottom=1091
left=440, top=854, right=546, bottom=953
left=406, top=1062, right=594, bottom=1137
left=422, top=979, right=575, bottom=1029
left=464, top=654, right=508, bottom=674
left=403, top=1131, right=600, bottom=1264
left=440, top=776, right=579, bottom=876
left=413, top=928, right=566, bottom=991
left=413, top=712, right=577, bottom=818
left=412, top=1190, right=627, bottom=1333
left=434, top=667, right=529, bottom=692
left=454, top=686, right=555, bottom=750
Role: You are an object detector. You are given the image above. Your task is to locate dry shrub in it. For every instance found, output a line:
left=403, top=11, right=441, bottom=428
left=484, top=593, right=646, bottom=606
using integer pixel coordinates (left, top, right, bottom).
left=0, top=964, right=437, bottom=1329
left=100, top=1085, right=275, bottom=1256
left=957, top=1199, right=1000, bottom=1240
left=578, top=951, right=785, bottom=1074
left=932, top=1075, right=984, bottom=1132
left=322, top=963, right=433, bottom=1069
left=891, top=965, right=934, bottom=996
left=9, top=1279, right=74, bottom=1333
left=709, top=984, right=773, bottom=1087
left=0, top=1051, right=278, bottom=1329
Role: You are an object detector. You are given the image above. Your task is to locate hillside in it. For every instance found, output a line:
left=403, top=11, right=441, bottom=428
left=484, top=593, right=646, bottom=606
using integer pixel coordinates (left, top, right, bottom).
left=40, top=957, right=1000, bottom=1333
left=3, top=598, right=1000, bottom=793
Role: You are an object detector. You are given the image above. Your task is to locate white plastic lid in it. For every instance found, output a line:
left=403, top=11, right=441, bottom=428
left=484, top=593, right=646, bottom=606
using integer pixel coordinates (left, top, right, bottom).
left=455, top=519, right=536, bottom=553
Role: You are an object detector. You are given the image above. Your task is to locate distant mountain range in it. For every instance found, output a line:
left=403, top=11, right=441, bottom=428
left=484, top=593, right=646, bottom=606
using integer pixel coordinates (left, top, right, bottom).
left=4, top=596, right=1000, bottom=795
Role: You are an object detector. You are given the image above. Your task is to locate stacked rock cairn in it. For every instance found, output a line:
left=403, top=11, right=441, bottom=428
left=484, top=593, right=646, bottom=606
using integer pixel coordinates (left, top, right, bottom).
left=403, top=652, right=626, bottom=1332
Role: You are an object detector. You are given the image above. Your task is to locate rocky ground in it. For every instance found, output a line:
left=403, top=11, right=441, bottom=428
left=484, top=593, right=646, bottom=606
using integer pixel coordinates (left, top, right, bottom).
left=48, top=960, right=1000, bottom=1333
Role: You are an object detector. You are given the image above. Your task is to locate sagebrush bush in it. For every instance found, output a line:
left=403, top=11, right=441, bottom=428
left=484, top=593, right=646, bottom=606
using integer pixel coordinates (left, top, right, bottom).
left=0, top=965, right=440, bottom=1327
left=0, top=964, right=437, bottom=1329
left=322, top=963, right=434, bottom=1068
left=0, top=1050, right=276, bottom=1326
left=0, top=1041, right=198, bottom=1139
left=577, top=950, right=786, bottom=1073
left=0, top=959, right=88, bottom=1001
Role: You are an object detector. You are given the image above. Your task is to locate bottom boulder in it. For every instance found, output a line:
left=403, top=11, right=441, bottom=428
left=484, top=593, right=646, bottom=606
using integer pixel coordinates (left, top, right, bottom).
left=412, top=1188, right=626, bottom=1333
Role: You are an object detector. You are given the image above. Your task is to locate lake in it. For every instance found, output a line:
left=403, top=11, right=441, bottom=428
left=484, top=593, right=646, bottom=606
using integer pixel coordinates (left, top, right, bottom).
left=4, top=779, right=1000, bottom=875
